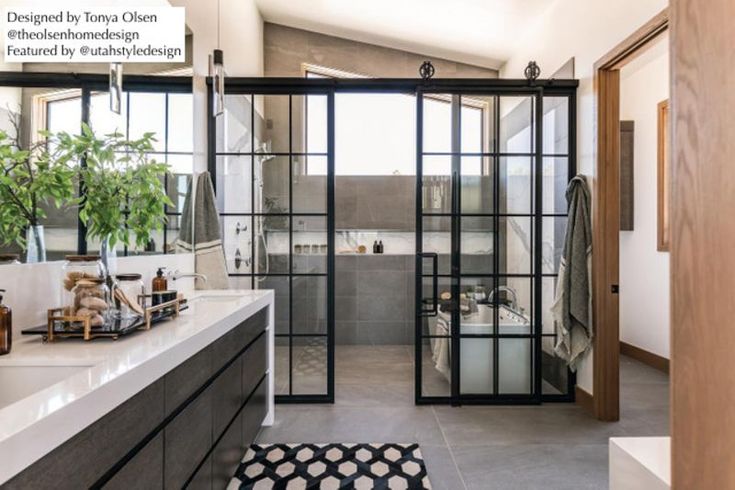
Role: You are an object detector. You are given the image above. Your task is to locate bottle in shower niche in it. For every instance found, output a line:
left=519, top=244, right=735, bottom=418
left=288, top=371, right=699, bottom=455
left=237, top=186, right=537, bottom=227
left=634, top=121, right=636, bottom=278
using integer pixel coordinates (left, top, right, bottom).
left=378, top=241, right=384, bottom=254
left=372, top=240, right=379, bottom=254
left=0, top=289, right=11, bottom=355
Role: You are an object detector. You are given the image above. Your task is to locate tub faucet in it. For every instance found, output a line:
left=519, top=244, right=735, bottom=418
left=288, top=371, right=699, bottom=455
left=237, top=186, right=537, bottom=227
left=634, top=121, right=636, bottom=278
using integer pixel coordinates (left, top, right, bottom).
left=488, top=286, right=519, bottom=311
left=168, top=270, right=208, bottom=284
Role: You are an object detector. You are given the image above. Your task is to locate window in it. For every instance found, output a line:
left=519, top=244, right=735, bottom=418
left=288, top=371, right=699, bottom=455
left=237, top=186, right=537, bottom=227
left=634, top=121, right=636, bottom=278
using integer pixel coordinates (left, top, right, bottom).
left=0, top=75, right=192, bottom=259
left=304, top=66, right=489, bottom=176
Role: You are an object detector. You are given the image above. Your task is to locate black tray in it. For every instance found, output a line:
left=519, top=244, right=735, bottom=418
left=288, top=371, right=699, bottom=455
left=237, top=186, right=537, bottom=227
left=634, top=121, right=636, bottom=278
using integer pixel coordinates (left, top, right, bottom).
left=21, top=304, right=188, bottom=341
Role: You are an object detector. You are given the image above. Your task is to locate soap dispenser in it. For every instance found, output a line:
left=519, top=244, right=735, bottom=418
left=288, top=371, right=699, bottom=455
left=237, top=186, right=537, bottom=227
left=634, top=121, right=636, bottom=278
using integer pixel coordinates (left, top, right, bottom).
left=0, top=289, right=11, bottom=356
left=152, top=267, right=168, bottom=292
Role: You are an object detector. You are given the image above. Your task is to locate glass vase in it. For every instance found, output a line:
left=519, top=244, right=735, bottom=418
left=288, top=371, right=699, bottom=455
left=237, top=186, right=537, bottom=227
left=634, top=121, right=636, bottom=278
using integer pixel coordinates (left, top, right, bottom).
left=100, top=236, right=118, bottom=277
left=25, top=225, right=46, bottom=263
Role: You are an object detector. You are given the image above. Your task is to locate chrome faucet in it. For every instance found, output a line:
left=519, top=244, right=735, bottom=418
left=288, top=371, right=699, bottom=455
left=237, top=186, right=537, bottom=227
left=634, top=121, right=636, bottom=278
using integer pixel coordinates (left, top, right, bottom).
left=168, top=270, right=208, bottom=284
left=488, top=286, right=519, bottom=311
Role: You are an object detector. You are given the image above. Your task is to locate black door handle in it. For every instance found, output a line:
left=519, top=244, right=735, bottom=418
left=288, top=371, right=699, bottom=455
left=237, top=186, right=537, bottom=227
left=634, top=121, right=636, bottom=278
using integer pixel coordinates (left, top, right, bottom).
left=419, top=252, right=438, bottom=317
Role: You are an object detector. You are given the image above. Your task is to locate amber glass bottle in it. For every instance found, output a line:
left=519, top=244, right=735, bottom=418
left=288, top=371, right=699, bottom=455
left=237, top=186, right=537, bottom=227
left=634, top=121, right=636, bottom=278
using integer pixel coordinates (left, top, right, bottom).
left=152, top=267, right=168, bottom=292
left=0, top=289, right=11, bottom=356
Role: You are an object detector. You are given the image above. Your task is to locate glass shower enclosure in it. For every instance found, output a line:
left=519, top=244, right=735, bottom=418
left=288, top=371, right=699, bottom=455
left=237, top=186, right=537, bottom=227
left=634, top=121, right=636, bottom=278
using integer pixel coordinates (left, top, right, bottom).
left=212, top=88, right=335, bottom=403
left=209, top=77, right=576, bottom=405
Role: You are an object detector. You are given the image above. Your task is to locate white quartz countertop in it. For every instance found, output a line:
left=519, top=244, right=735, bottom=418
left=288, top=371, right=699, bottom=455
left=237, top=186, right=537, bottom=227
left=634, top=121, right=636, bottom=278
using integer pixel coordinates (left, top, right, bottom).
left=609, top=437, right=671, bottom=489
left=0, top=289, right=274, bottom=485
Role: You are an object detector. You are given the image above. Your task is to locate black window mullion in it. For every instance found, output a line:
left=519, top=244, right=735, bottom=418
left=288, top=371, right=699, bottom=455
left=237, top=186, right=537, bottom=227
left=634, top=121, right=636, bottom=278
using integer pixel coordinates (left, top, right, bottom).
left=163, top=93, right=170, bottom=254
left=78, top=87, right=91, bottom=255
left=492, top=95, right=500, bottom=396
left=288, top=94, right=294, bottom=397
left=250, top=94, right=255, bottom=291
left=533, top=91, right=544, bottom=399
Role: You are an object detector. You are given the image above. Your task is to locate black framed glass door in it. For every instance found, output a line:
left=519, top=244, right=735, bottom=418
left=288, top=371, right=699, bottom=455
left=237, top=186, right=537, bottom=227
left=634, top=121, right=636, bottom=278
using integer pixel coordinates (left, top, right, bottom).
left=209, top=76, right=575, bottom=406
left=210, top=86, right=336, bottom=403
left=415, top=87, right=576, bottom=404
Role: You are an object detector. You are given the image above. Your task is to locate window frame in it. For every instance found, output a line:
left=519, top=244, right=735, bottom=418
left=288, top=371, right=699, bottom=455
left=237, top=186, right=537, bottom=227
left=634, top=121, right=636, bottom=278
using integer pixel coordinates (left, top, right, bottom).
left=302, top=64, right=491, bottom=176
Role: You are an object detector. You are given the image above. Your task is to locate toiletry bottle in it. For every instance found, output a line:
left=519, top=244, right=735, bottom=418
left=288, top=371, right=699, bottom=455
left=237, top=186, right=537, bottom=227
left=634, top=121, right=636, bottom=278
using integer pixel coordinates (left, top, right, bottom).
left=372, top=240, right=379, bottom=254
left=152, top=267, right=168, bottom=292
left=0, top=289, right=11, bottom=356
left=378, top=241, right=384, bottom=254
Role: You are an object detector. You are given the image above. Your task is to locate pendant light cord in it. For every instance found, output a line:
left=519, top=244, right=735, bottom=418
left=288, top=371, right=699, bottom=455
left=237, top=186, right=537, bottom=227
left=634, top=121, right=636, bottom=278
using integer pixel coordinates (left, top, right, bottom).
left=217, top=0, right=221, bottom=48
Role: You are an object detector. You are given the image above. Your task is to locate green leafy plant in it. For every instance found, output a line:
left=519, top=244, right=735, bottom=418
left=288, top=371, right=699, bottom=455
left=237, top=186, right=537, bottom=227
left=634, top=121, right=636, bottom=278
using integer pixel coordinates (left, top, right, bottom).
left=0, top=114, right=76, bottom=247
left=56, top=123, right=173, bottom=249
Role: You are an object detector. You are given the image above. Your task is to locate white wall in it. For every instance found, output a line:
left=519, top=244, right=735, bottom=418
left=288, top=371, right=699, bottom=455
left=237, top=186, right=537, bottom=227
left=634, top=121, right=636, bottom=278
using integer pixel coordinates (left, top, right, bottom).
left=619, top=33, right=670, bottom=359
left=169, top=0, right=264, bottom=173
left=0, top=254, right=195, bottom=340
left=501, top=0, right=668, bottom=393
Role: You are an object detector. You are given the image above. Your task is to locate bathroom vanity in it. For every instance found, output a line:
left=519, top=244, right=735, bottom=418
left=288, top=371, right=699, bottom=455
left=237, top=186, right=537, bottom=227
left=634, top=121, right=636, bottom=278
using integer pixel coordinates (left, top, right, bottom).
left=0, top=290, right=274, bottom=488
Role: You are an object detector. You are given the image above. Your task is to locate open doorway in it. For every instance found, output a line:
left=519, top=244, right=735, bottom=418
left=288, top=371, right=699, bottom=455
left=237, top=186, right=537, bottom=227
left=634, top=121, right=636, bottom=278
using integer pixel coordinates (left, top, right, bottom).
left=592, top=9, right=669, bottom=421
left=617, top=30, right=671, bottom=422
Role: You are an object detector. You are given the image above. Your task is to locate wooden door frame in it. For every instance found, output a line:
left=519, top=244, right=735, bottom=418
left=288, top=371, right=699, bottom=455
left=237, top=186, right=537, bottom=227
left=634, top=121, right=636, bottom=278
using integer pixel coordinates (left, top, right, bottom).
left=592, top=8, right=668, bottom=421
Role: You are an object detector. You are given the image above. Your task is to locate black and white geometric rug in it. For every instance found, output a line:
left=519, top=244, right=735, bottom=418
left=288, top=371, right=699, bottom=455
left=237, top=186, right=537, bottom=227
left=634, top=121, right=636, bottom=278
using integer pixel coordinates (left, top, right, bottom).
left=229, top=443, right=432, bottom=489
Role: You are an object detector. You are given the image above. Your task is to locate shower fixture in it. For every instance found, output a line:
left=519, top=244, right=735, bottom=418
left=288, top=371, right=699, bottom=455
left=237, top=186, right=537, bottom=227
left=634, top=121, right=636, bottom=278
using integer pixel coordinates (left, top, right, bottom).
left=234, top=248, right=242, bottom=270
left=255, top=141, right=274, bottom=157
left=236, top=221, right=247, bottom=235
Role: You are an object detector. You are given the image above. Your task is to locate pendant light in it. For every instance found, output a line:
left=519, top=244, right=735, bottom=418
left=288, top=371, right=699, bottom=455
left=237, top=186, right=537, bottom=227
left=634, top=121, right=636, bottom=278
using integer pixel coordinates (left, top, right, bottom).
left=109, top=62, right=122, bottom=114
left=210, top=0, right=225, bottom=117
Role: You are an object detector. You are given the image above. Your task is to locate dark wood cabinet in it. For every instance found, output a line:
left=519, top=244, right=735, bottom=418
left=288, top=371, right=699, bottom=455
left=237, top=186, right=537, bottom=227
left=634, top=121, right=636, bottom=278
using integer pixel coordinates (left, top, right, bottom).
left=212, top=357, right=244, bottom=439
left=4, top=380, right=165, bottom=490
left=164, top=388, right=214, bottom=488
left=2, top=307, right=269, bottom=490
left=212, top=416, right=243, bottom=489
left=165, top=345, right=213, bottom=417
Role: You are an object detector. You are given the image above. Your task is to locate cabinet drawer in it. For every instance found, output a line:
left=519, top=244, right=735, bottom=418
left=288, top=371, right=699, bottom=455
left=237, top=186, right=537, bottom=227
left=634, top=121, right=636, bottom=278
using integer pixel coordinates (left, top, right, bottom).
left=235, top=307, right=268, bottom=351
left=164, top=387, right=213, bottom=489
left=242, top=333, right=267, bottom=401
left=164, top=345, right=212, bottom=417
left=212, top=356, right=243, bottom=439
left=241, top=378, right=267, bottom=447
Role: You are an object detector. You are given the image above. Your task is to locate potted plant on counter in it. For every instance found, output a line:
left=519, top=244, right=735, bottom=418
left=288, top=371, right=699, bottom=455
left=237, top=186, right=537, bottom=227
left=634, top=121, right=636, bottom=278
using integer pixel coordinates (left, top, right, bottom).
left=0, top=116, right=76, bottom=262
left=56, top=124, right=173, bottom=271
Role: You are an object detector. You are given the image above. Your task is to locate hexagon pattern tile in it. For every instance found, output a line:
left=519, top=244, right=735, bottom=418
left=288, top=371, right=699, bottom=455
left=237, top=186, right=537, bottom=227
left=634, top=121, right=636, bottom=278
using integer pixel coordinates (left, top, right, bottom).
left=230, top=443, right=431, bottom=489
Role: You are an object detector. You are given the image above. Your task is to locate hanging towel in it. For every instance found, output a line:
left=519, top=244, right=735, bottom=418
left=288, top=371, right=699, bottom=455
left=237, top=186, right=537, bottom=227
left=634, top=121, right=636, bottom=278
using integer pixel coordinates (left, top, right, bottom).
left=175, top=172, right=230, bottom=290
left=432, top=312, right=452, bottom=382
left=552, top=175, right=593, bottom=371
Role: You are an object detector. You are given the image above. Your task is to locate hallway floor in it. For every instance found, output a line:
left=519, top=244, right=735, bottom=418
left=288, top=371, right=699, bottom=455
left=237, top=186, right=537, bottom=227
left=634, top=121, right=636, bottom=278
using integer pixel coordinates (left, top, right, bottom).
left=258, top=346, right=669, bottom=489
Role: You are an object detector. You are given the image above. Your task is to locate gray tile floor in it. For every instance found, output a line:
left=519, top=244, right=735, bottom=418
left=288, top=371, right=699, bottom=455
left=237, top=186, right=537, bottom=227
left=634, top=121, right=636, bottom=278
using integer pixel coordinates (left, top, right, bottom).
left=259, top=347, right=669, bottom=489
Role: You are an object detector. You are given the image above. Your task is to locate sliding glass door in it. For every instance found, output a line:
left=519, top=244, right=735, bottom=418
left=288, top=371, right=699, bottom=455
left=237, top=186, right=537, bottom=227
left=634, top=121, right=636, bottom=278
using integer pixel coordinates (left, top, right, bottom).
left=212, top=87, right=335, bottom=403
left=415, top=87, right=575, bottom=404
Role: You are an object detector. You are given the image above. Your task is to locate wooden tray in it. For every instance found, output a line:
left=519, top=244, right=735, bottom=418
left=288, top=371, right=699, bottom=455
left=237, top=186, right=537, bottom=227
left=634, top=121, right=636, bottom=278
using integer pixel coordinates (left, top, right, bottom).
left=21, top=299, right=188, bottom=342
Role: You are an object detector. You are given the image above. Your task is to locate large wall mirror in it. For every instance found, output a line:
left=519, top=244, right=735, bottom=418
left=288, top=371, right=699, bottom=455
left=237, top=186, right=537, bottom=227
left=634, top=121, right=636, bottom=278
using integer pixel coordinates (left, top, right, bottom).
left=0, top=32, right=193, bottom=262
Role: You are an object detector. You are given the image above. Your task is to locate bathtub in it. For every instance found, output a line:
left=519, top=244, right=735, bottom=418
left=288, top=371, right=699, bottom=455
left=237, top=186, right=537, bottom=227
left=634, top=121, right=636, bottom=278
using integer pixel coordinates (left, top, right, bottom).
left=433, top=304, right=533, bottom=394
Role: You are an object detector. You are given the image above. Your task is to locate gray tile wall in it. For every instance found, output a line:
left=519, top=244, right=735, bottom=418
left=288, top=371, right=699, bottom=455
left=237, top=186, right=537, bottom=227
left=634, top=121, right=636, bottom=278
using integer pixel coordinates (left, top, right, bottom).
left=336, top=255, right=415, bottom=345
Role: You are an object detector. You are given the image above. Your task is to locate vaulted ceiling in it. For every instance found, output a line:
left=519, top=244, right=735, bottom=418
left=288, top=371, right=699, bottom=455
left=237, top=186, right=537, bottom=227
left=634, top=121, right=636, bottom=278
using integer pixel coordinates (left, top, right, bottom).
left=255, top=0, right=557, bottom=70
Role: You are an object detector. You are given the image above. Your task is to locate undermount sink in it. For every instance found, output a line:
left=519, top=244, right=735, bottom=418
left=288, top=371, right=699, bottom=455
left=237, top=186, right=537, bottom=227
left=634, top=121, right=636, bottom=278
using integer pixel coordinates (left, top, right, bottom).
left=0, top=365, right=90, bottom=411
left=190, top=295, right=243, bottom=303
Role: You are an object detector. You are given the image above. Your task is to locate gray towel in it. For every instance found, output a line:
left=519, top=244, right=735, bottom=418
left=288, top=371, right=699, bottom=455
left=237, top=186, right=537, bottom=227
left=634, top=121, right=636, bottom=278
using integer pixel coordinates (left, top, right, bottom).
left=552, top=175, right=593, bottom=371
left=175, top=172, right=230, bottom=290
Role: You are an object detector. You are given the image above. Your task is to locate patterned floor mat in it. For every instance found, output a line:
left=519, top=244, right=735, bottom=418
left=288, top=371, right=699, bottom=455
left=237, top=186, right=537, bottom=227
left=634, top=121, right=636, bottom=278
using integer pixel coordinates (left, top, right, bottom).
left=229, top=443, right=432, bottom=489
